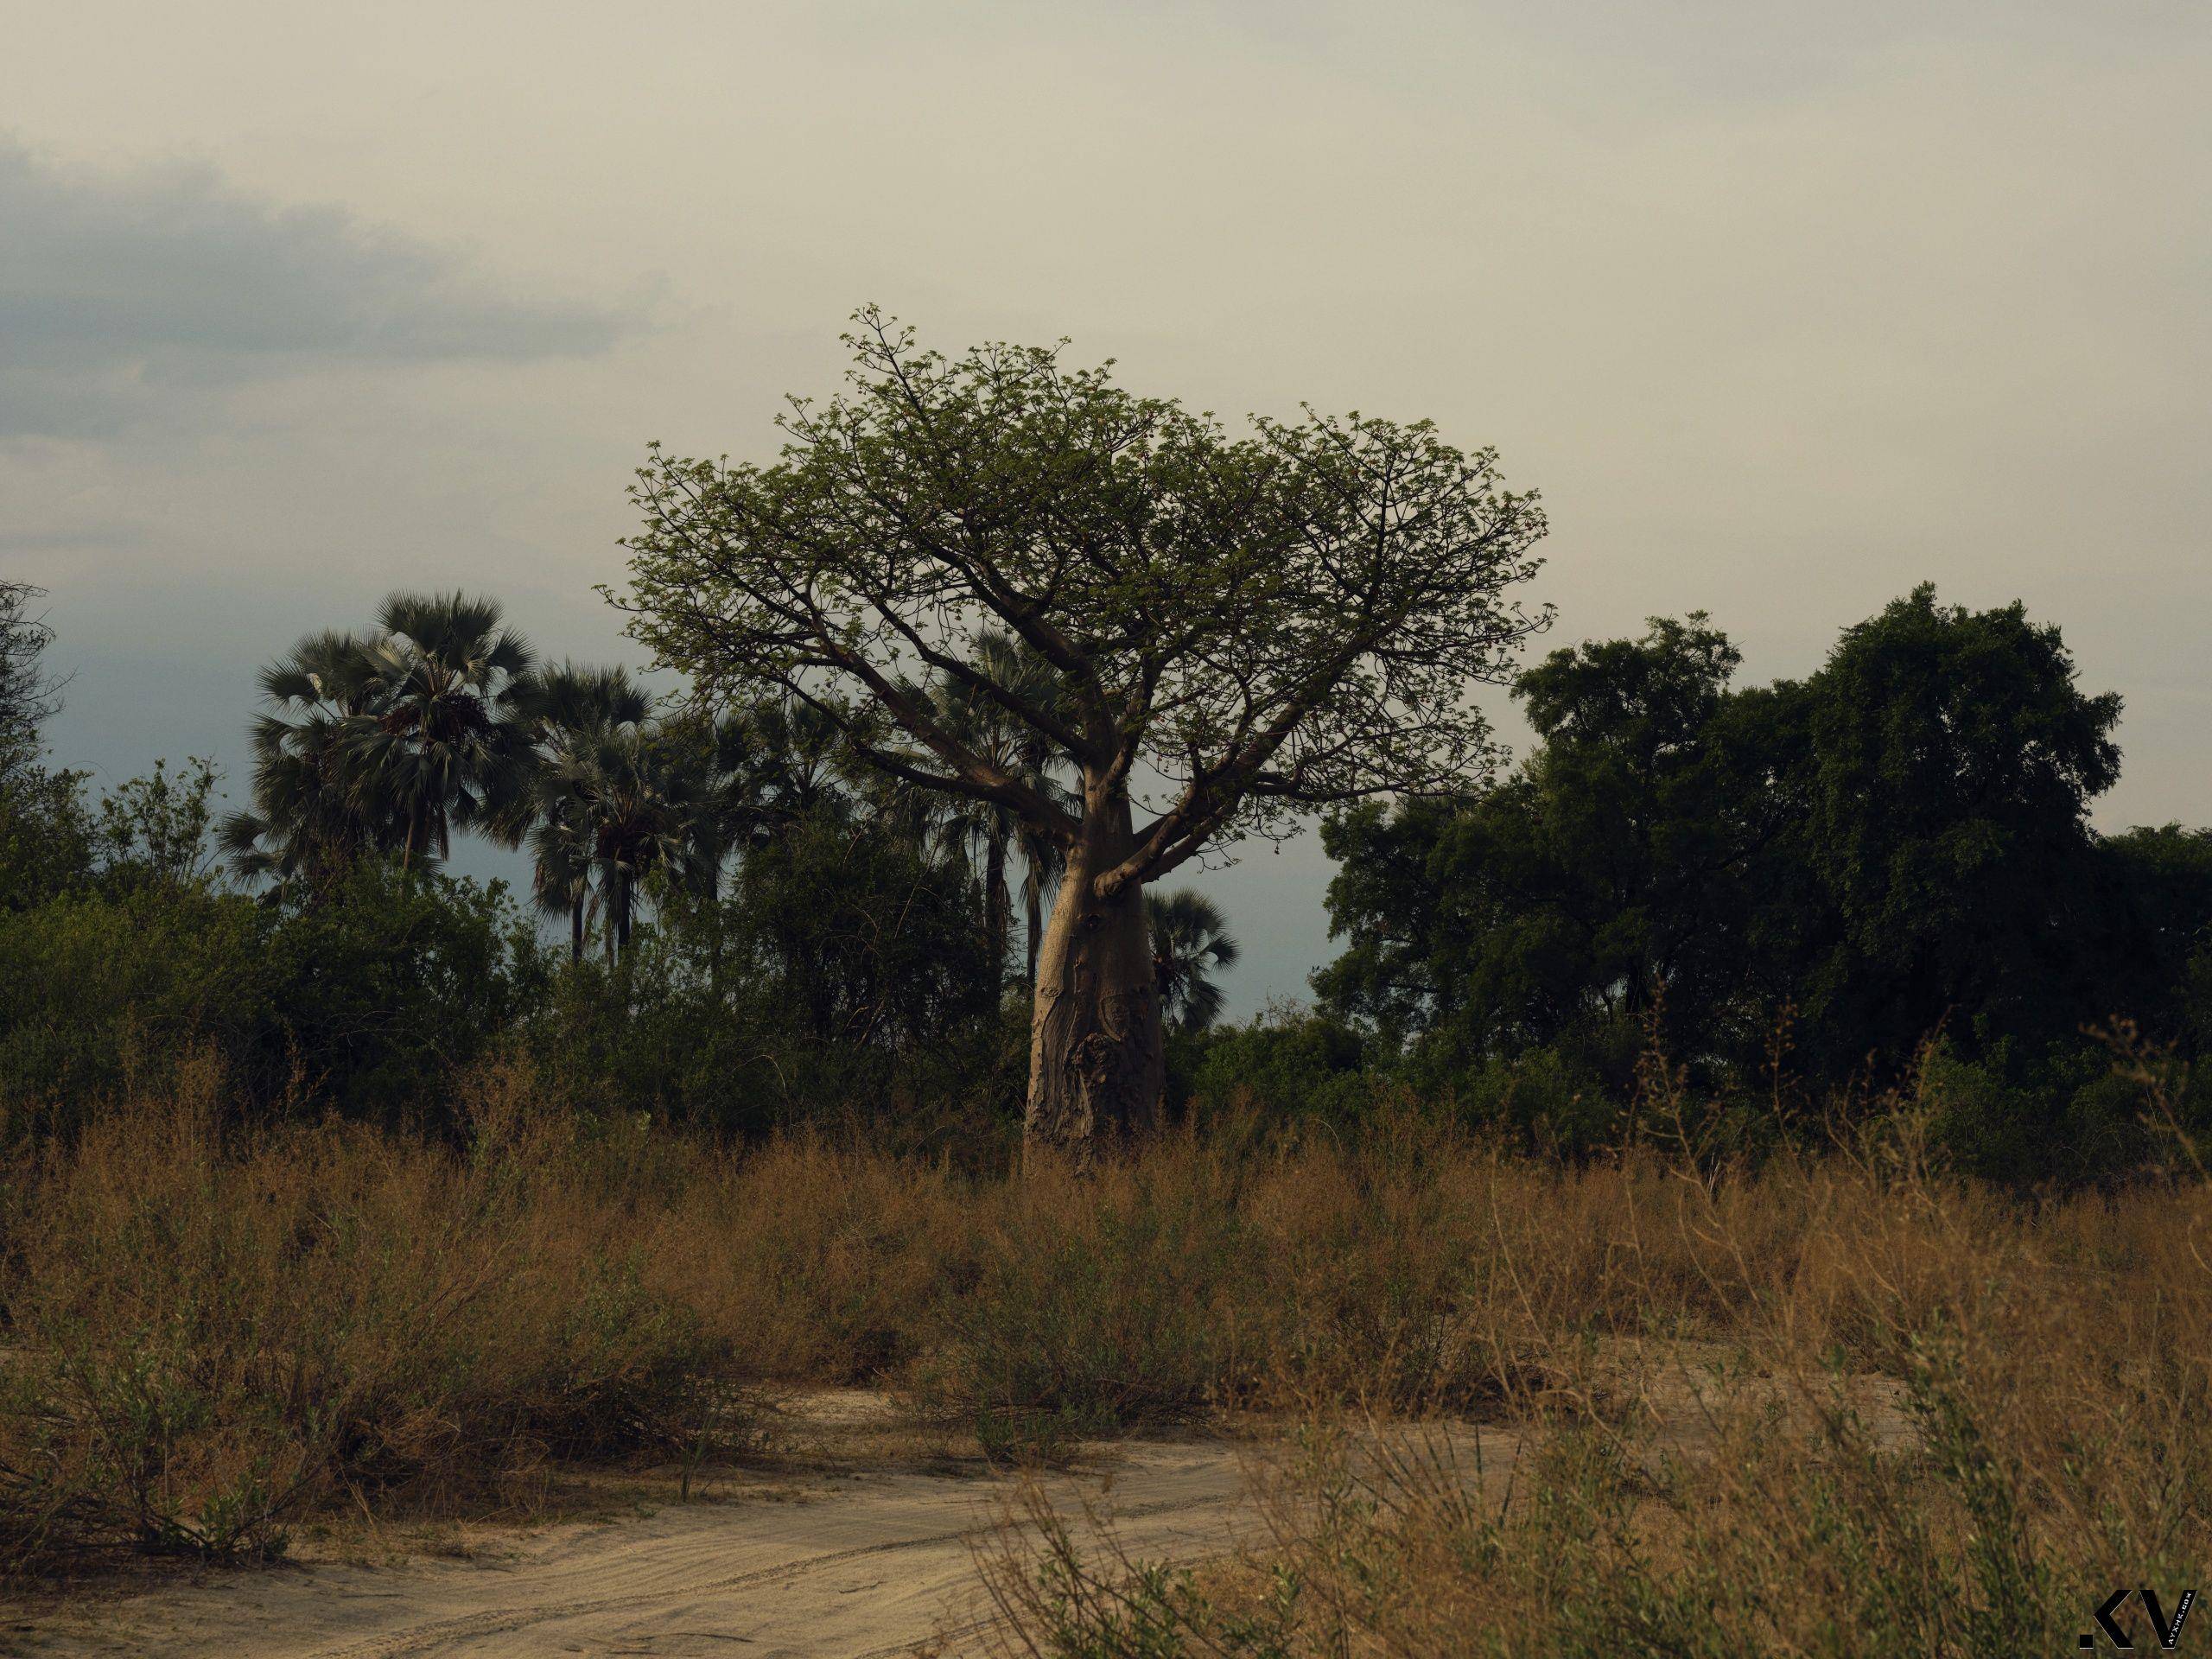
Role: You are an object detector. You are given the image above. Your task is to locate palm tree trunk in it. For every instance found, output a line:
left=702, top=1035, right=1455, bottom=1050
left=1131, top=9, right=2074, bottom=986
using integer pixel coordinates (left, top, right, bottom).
left=570, top=895, right=585, bottom=965
left=985, top=822, right=1011, bottom=986
left=1026, top=875, right=1044, bottom=988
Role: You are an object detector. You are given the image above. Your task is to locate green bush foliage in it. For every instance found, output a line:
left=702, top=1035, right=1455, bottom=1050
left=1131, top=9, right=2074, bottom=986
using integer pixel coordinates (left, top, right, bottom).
left=1316, top=588, right=2212, bottom=1181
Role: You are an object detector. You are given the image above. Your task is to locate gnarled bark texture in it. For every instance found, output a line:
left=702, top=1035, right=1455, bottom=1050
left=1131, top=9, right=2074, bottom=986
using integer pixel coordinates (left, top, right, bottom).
left=1025, top=818, right=1164, bottom=1167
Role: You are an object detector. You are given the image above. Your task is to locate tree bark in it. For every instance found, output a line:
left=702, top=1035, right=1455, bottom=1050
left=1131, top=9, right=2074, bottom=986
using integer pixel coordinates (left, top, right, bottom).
left=1024, top=807, right=1164, bottom=1169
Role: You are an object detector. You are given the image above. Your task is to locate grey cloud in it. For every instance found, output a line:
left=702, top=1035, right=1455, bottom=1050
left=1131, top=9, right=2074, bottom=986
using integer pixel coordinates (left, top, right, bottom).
left=0, top=141, right=634, bottom=437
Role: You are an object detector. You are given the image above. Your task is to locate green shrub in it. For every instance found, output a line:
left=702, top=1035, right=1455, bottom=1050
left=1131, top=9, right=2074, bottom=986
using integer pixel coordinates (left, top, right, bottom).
left=1186, top=1010, right=1375, bottom=1126
left=260, top=860, right=548, bottom=1123
left=0, top=884, right=277, bottom=1119
left=0, top=859, right=546, bottom=1133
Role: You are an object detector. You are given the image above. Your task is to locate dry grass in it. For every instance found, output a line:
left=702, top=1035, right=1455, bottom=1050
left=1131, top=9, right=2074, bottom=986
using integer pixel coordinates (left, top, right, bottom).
left=0, top=1056, right=734, bottom=1569
left=0, top=1053, right=2205, bottom=1655
left=972, top=1122, right=2212, bottom=1656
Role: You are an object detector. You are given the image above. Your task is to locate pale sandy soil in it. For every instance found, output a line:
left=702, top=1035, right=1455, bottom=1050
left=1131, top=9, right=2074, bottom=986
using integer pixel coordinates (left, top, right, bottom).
left=1, top=1395, right=1299, bottom=1659
left=0, top=1364, right=1907, bottom=1659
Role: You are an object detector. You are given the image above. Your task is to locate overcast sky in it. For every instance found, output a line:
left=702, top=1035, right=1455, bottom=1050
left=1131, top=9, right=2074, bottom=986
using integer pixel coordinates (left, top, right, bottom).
left=4, top=1, right=2207, bottom=1015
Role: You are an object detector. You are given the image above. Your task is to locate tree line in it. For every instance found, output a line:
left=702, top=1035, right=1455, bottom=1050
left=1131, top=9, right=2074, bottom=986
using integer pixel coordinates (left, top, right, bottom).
left=5, top=315, right=2208, bottom=1179
left=0, top=576, right=1239, bottom=1142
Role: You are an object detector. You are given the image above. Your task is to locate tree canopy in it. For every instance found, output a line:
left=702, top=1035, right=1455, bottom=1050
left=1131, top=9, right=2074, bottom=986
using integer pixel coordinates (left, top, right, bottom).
left=616, top=311, right=1549, bottom=1153
left=617, top=310, right=1549, bottom=891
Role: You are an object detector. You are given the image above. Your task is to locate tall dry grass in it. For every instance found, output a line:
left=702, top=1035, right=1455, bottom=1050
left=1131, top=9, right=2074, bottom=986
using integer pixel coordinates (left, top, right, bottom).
left=0, top=1052, right=2203, bottom=1651
left=975, top=1113, right=2212, bottom=1656
left=0, top=1057, right=730, bottom=1567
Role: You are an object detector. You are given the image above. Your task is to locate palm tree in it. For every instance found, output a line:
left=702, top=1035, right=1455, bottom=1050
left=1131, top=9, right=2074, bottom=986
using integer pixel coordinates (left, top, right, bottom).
left=735, top=695, right=854, bottom=839
left=1146, top=888, right=1240, bottom=1033
left=522, top=664, right=654, bottom=963
left=226, top=595, right=543, bottom=889
left=535, top=661, right=652, bottom=743
left=1017, top=817, right=1065, bottom=988
left=339, top=592, right=540, bottom=868
left=899, top=632, right=1074, bottom=986
left=540, top=724, right=708, bottom=962
left=529, top=810, right=596, bottom=963
left=222, top=628, right=395, bottom=893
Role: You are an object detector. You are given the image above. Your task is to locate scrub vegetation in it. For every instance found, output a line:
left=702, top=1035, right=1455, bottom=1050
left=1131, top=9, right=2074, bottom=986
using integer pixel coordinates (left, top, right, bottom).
left=0, top=326, right=2207, bottom=1651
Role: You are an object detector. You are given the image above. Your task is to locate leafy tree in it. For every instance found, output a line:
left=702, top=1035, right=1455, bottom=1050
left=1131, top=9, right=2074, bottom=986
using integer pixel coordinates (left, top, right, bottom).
left=1786, top=584, right=2122, bottom=1078
left=94, top=758, right=224, bottom=893
left=2081, top=825, right=2212, bottom=1052
left=619, top=311, right=1548, bottom=1158
left=1146, top=889, right=1240, bottom=1033
left=1319, top=588, right=2154, bottom=1146
left=0, top=581, right=95, bottom=913
left=1317, top=615, right=1794, bottom=1073
left=0, top=765, right=94, bottom=914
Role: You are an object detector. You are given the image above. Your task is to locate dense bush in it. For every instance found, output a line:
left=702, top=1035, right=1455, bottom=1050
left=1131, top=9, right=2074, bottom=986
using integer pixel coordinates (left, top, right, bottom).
left=0, top=858, right=546, bottom=1132
left=0, top=883, right=273, bottom=1118
left=258, top=859, right=549, bottom=1122
left=10, top=579, right=2208, bottom=1182
left=1318, top=590, right=2212, bottom=1182
left=520, top=809, right=1020, bottom=1146
left=1180, top=1007, right=1375, bottom=1128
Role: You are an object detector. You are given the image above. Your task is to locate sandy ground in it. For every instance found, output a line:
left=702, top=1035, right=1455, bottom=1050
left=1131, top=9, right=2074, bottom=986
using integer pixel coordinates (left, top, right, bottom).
left=2, top=1396, right=1300, bottom=1659
left=0, top=1362, right=1906, bottom=1659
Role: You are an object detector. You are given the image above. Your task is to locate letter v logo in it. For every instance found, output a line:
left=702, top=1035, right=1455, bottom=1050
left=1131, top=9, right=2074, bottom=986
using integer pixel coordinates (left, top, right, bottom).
left=2140, top=1588, right=2196, bottom=1651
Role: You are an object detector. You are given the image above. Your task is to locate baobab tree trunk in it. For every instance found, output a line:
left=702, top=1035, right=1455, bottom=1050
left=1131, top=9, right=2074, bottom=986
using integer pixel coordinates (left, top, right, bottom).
left=1024, top=810, right=1164, bottom=1168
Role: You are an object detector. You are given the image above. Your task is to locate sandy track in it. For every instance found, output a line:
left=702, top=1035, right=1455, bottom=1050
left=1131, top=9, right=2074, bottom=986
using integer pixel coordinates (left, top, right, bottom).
left=6, top=1357, right=1873, bottom=1657
left=13, top=1439, right=1264, bottom=1659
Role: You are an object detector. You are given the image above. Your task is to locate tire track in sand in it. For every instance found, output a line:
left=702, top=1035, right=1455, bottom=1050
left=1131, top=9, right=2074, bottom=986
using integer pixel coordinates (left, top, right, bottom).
left=20, top=1440, right=1263, bottom=1659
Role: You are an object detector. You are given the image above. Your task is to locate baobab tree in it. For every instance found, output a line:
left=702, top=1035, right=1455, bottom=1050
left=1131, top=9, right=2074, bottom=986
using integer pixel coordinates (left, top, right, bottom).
left=617, top=311, right=1549, bottom=1161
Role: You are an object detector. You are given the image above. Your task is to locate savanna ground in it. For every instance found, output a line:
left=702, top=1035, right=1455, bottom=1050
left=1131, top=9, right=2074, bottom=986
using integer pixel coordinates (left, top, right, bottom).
left=0, top=1054, right=2202, bottom=1656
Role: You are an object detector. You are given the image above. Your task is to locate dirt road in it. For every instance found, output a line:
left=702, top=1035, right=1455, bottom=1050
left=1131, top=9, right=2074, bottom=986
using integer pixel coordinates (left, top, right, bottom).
left=10, top=1436, right=1266, bottom=1659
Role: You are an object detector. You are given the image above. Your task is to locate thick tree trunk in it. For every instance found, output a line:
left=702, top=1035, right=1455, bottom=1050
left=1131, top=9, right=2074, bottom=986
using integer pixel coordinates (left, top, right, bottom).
left=1024, top=813, right=1164, bottom=1169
